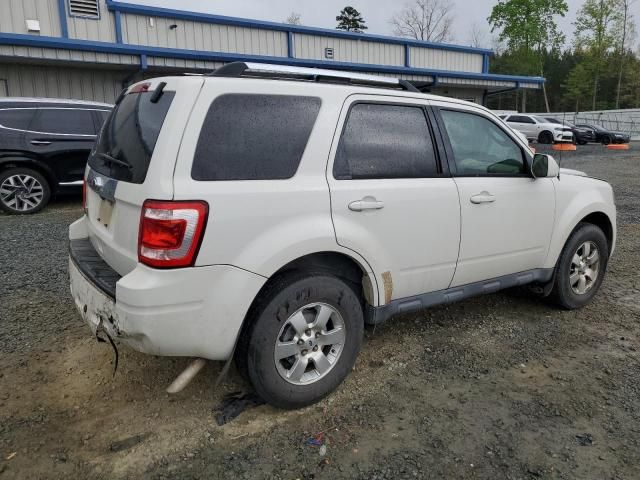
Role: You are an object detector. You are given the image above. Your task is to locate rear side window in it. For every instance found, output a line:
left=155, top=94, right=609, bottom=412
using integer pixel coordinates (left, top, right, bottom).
left=0, top=109, right=36, bottom=130
left=32, top=109, right=95, bottom=135
left=333, top=103, right=438, bottom=180
left=89, top=91, right=174, bottom=184
left=192, top=94, right=321, bottom=181
left=508, top=115, right=534, bottom=124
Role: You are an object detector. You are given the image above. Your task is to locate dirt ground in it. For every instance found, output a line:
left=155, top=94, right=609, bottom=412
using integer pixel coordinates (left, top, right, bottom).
left=1, top=144, right=639, bottom=480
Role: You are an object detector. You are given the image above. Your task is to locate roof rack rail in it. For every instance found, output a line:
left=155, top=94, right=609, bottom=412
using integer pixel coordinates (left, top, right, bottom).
left=208, top=62, right=420, bottom=92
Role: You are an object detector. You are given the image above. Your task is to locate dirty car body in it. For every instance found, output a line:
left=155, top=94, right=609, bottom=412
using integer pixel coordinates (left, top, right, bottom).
left=69, top=63, right=617, bottom=409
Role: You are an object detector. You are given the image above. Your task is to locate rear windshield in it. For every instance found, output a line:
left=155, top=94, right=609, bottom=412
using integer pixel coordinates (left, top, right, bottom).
left=88, top=91, right=174, bottom=184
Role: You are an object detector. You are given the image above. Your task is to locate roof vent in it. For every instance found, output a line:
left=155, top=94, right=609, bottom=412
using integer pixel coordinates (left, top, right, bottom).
left=68, top=0, right=100, bottom=19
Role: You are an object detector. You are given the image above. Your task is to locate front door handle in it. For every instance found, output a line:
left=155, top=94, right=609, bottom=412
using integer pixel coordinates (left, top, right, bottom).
left=470, top=191, right=496, bottom=204
left=30, top=140, right=52, bottom=146
left=348, top=197, right=384, bottom=212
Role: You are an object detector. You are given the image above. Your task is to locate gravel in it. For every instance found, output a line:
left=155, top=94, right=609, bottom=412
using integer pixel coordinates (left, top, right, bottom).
left=1, top=144, right=639, bottom=479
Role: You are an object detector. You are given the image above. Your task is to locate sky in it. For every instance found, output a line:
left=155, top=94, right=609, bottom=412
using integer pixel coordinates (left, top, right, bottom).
left=126, top=0, right=640, bottom=50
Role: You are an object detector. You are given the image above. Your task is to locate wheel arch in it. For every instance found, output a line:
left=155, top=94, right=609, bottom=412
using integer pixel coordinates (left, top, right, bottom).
left=579, top=211, right=614, bottom=254
left=0, top=156, right=57, bottom=191
left=257, top=251, right=377, bottom=308
left=546, top=206, right=616, bottom=270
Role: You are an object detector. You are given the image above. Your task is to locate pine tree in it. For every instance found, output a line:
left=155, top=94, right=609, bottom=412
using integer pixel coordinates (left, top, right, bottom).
left=336, top=6, right=367, bottom=32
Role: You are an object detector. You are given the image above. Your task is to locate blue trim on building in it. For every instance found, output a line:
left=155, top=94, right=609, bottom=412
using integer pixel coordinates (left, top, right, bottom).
left=140, top=54, right=147, bottom=70
left=104, top=0, right=493, bottom=55
left=56, top=0, right=68, bottom=38
left=287, top=31, right=294, bottom=58
left=482, top=54, right=490, bottom=74
left=114, top=10, right=123, bottom=43
left=0, top=33, right=545, bottom=86
left=404, top=45, right=410, bottom=68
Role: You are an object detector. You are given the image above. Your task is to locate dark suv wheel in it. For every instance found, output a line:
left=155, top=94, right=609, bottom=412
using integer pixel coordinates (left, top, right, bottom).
left=239, top=272, right=364, bottom=409
left=0, top=167, right=51, bottom=214
left=550, top=223, right=609, bottom=309
left=538, top=131, right=554, bottom=144
left=602, top=135, right=612, bottom=145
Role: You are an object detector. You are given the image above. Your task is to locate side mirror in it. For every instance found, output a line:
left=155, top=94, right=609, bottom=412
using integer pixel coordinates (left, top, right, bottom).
left=532, top=153, right=560, bottom=178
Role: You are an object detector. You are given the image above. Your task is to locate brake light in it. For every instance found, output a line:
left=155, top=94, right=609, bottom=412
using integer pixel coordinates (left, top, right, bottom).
left=129, top=82, right=151, bottom=94
left=138, top=200, right=208, bottom=268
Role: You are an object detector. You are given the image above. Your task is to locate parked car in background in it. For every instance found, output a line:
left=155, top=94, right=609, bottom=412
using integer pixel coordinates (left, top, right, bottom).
left=573, top=123, right=631, bottom=145
left=69, top=63, right=616, bottom=409
left=545, top=117, right=596, bottom=145
left=0, top=98, right=112, bottom=214
left=499, top=113, right=574, bottom=144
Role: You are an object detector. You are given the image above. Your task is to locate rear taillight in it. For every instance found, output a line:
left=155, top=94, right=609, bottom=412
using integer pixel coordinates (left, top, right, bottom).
left=138, top=200, right=208, bottom=268
left=82, top=179, right=87, bottom=213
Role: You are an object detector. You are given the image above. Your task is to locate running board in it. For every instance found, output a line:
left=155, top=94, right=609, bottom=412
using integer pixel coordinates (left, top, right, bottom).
left=367, top=268, right=554, bottom=325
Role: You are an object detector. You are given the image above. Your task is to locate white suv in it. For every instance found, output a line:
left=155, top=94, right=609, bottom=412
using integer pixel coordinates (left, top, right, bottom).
left=69, top=63, right=616, bottom=409
left=500, top=113, right=574, bottom=144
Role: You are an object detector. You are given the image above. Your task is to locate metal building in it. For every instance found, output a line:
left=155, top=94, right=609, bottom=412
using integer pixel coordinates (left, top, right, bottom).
left=0, top=0, right=544, bottom=104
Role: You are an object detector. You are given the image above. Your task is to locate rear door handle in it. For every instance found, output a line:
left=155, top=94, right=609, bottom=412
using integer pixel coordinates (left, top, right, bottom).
left=30, top=140, right=52, bottom=146
left=470, top=192, right=496, bottom=204
left=348, top=197, right=384, bottom=212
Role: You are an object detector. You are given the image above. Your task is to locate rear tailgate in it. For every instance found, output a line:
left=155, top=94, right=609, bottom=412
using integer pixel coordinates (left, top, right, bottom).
left=85, top=76, right=204, bottom=276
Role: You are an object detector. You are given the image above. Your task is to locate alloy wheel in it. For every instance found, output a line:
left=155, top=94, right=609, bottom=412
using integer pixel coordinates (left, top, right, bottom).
left=0, top=174, right=45, bottom=212
left=274, top=303, right=346, bottom=385
left=569, top=241, right=600, bottom=295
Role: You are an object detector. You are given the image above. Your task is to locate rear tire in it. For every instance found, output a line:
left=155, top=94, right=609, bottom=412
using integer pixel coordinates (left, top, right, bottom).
left=538, top=131, right=554, bottom=144
left=602, top=135, right=612, bottom=145
left=549, top=223, right=609, bottom=310
left=0, top=167, right=51, bottom=214
left=239, top=273, right=364, bottom=409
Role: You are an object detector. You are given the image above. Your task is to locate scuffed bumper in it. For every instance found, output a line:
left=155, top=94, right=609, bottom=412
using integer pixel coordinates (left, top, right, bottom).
left=69, top=252, right=266, bottom=361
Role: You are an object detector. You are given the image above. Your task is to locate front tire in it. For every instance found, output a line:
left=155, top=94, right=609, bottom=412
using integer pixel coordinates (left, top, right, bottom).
left=550, top=223, right=609, bottom=309
left=241, top=273, right=364, bottom=409
left=0, top=167, right=51, bottom=214
left=538, top=131, right=554, bottom=144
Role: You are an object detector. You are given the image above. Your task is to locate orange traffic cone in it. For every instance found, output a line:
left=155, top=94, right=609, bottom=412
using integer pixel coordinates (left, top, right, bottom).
left=606, top=143, right=630, bottom=150
left=552, top=143, right=577, bottom=152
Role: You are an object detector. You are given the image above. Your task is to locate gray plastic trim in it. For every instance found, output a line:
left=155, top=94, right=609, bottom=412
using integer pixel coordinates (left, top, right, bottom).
left=367, top=268, right=554, bottom=325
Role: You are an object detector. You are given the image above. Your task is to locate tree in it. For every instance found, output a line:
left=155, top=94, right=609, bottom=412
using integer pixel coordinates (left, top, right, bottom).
left=285, top=12, right=302, bottom=25
left=614, top=0, right=637, bottom=108
left=563, top=63, right=593, bottom=111
left=574, top=0, right=622, bottom=110
left=488, top=0, right=569, bottom=112
left=336, top=6, right=367, bottom=32
left=468, top=22, right=488, bottom=48
left=390, top=0, right=454, bottom=42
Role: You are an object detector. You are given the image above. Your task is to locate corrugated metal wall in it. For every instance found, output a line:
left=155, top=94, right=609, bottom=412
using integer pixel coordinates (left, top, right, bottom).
left=0, top=63, right=126, bottom=103
left=411, top=47, right=483, bottom=73
left=0, top=0, right=61, bottom=36
left=0, top=44, right=139, bottom=66
left=122, top=13, right=288, bottom=57
left=293, top=33, right=404, bottom=66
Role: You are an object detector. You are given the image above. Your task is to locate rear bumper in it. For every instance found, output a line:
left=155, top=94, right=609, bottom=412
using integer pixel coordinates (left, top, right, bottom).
left=69, top=220, right=266, bottom=360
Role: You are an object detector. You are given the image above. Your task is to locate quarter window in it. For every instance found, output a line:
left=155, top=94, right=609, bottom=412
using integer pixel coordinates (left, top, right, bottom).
left=440, top=109, right=525, bottom=176
left=32, top=109, right=95, bottom=135
left=0, top=109, right=35, bottom=130
left=507, top=115, right=535, bottom=124
left=192, top=94, right=321, bottom=181
left=334, top=103, right=438, bottom=180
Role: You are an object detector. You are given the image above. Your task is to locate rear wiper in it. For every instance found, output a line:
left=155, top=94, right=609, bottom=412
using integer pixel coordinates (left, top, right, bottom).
left=95, top=152, right=132, bottom=170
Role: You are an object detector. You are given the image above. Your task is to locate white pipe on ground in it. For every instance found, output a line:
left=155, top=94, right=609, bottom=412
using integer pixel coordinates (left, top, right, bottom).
left=166, top=358, right=207, bottom=394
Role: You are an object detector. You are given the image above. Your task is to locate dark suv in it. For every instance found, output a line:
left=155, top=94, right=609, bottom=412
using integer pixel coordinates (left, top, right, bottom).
left=0, top=98, right=112, bottom=214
